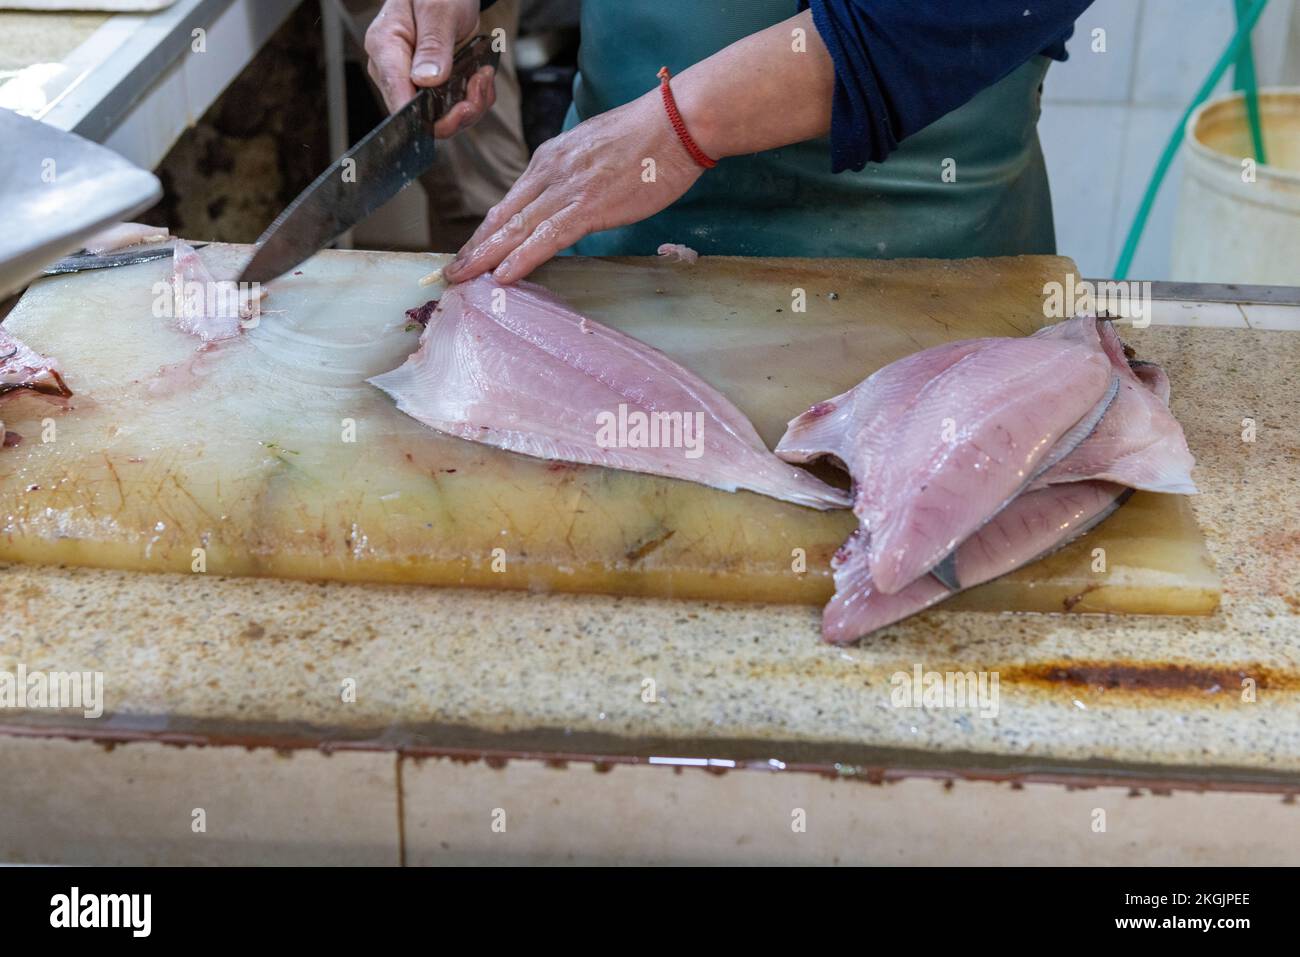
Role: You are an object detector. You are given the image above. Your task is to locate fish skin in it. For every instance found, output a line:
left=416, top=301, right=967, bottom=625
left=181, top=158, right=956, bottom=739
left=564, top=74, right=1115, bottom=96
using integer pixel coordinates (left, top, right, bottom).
left=893, top=353, right=1124, bottom=595
left=1129, top=360, right=1171, bottom=404
left=929, top=551, right=960, bottom=591
left=1029, top=374, right=1120, bottom=481
left=369, top=275, right=851, bottom=510
left=822, top=480, right=1129, bottom=644
left=1032, top=319, right=1197, bottom=494
left=1, top=325, right=72, bottom=449
left=0, top=325, right=71, bottom=401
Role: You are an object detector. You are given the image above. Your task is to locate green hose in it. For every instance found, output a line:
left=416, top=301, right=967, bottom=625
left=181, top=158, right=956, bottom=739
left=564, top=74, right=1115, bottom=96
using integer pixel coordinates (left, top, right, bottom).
left=1234, top=0, right=1268, bottom=163
left=1112, top=0, right=1270, bottom=279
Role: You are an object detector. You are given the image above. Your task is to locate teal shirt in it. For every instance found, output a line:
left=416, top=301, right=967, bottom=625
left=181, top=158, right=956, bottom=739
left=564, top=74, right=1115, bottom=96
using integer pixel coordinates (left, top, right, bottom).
left=564, top=0, right=1056, bottom=259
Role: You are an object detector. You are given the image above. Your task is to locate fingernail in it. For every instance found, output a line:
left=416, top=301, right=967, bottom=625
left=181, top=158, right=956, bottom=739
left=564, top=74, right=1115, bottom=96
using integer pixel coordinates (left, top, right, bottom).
left=444, top=257, right=464, bottom=276
left=412, top=61, right=441, bottom=82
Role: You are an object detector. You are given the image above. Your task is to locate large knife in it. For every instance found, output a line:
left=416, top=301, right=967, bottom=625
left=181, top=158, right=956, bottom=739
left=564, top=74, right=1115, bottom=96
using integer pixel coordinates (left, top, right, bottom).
left=43, top=241, right=203, bottom=276
left=238, top=35, right=498, bottom=286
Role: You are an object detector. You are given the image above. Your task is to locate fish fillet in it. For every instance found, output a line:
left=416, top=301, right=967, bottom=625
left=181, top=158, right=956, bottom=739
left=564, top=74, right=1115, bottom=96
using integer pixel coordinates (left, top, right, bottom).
left=822, top=481, right=1129, bottom=643
left=776, top=339, right=989, bottom=468
left=779, top=331, right=1113, bottom=593
left=369, top=275, right=851, bottom=510
left=779, top=314, right=1198, bottom=643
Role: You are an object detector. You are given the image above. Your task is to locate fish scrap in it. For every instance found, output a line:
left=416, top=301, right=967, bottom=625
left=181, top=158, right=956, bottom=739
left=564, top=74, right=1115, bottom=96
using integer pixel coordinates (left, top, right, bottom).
left=171, top=241, right=262, bottom=342
left=657, top=243, right=699, bottom=264
left=1, top=325, right=72, bottom=448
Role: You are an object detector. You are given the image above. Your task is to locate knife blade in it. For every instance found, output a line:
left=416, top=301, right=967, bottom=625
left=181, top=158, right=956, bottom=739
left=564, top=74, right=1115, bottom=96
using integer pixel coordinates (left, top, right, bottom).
left=43, top=241, right=204, bottom=276
left=237, top=34, right=498, bottom=286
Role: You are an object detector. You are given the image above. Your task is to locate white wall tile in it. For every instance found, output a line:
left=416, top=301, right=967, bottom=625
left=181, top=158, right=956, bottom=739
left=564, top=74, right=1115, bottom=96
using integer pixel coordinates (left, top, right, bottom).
left=1043, top=0, right=1141, bottom=103
left=1039, top=102, right=1128, bottom=275
left=1240, top=303, right=1300, bottom=330
left=1251, top=0, right=1299, bottom=84
left=1284, top=6, right=1300, bottom=83
left=1133, top=0, right=1238, bottom=105
left=1109, top=104, right=1188, bottom=279
left=1148, top=300, right=1249, bottom=327
left=1129, top=0, right=1294, bottom=102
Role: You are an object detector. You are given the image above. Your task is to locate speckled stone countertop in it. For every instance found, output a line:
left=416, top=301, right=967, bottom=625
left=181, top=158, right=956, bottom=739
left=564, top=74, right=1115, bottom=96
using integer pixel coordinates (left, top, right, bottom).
left=2, top=324, right=1298, bottom=785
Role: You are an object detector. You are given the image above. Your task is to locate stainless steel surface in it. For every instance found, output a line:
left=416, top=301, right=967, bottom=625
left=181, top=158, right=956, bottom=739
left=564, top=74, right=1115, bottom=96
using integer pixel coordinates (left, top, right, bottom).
left=1152, top=281, right=1300, bottom=306
left=1085, top=277, right=1300, bottom=306
left=0, top=108, right=160, bottom=299
left=237, top=35, right=499, bottom=286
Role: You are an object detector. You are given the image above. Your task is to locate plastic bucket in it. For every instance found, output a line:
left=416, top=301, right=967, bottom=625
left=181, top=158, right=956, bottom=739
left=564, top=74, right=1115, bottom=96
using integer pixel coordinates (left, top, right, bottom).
left=1171, top=87, right=1300, bottom=285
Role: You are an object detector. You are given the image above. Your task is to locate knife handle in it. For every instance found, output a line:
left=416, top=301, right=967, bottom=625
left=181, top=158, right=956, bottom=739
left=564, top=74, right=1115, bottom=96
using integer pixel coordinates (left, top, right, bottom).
left=421, top=35, right=501, bottom=131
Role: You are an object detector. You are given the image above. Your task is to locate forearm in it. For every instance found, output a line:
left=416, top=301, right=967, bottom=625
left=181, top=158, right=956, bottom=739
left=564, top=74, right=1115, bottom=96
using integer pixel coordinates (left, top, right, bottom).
left=669, top=10, right=835, bottom=161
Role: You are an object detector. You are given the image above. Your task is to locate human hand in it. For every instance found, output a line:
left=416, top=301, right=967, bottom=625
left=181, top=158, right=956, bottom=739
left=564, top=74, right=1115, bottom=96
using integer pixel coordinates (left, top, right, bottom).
left=443, top=92, right=706, bottom=284
left=364, top=0, right=495, bottom=137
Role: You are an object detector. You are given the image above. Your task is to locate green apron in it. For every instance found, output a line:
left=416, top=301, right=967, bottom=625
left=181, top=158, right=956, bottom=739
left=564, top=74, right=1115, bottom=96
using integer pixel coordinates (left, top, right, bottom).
left=564, top=0, right=1056, bottom=259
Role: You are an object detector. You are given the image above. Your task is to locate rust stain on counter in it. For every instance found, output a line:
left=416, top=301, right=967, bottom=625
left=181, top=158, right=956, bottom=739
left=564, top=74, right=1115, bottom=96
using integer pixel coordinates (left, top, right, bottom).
left=998, top=660, right=1299, bottom=698
left=741, top=652, right=1300, bottom=704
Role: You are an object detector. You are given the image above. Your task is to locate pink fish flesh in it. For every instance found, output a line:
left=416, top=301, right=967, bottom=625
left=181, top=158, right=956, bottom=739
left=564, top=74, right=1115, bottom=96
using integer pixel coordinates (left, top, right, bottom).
left=1129, top=360, right=1171, bottom=404
left=143, top=342, right=226, bottom=398
left=83, top=221, right=170, bottom=256
left=780, top=314, right=1197, bottom=643
left=822, top=481, right=1130, bottom=644
left=171, top=241, right=261, bottom=342
left=1031, top=319, right=1196, bottom=494
left=780, top=328, right=1114, bottom=593
left=776, top=339, right=991, bottom=469
left=369, top=275, right=851, bottom=510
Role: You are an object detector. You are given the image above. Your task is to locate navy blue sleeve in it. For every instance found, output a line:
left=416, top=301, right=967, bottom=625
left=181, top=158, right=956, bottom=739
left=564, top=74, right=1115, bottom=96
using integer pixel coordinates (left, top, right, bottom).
left=800, top=0, right=1094, bottom=172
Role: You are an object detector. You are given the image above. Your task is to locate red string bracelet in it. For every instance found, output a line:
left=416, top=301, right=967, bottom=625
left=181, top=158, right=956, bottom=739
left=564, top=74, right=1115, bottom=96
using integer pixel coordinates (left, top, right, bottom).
left=657, top=66, right=718, bottom=169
